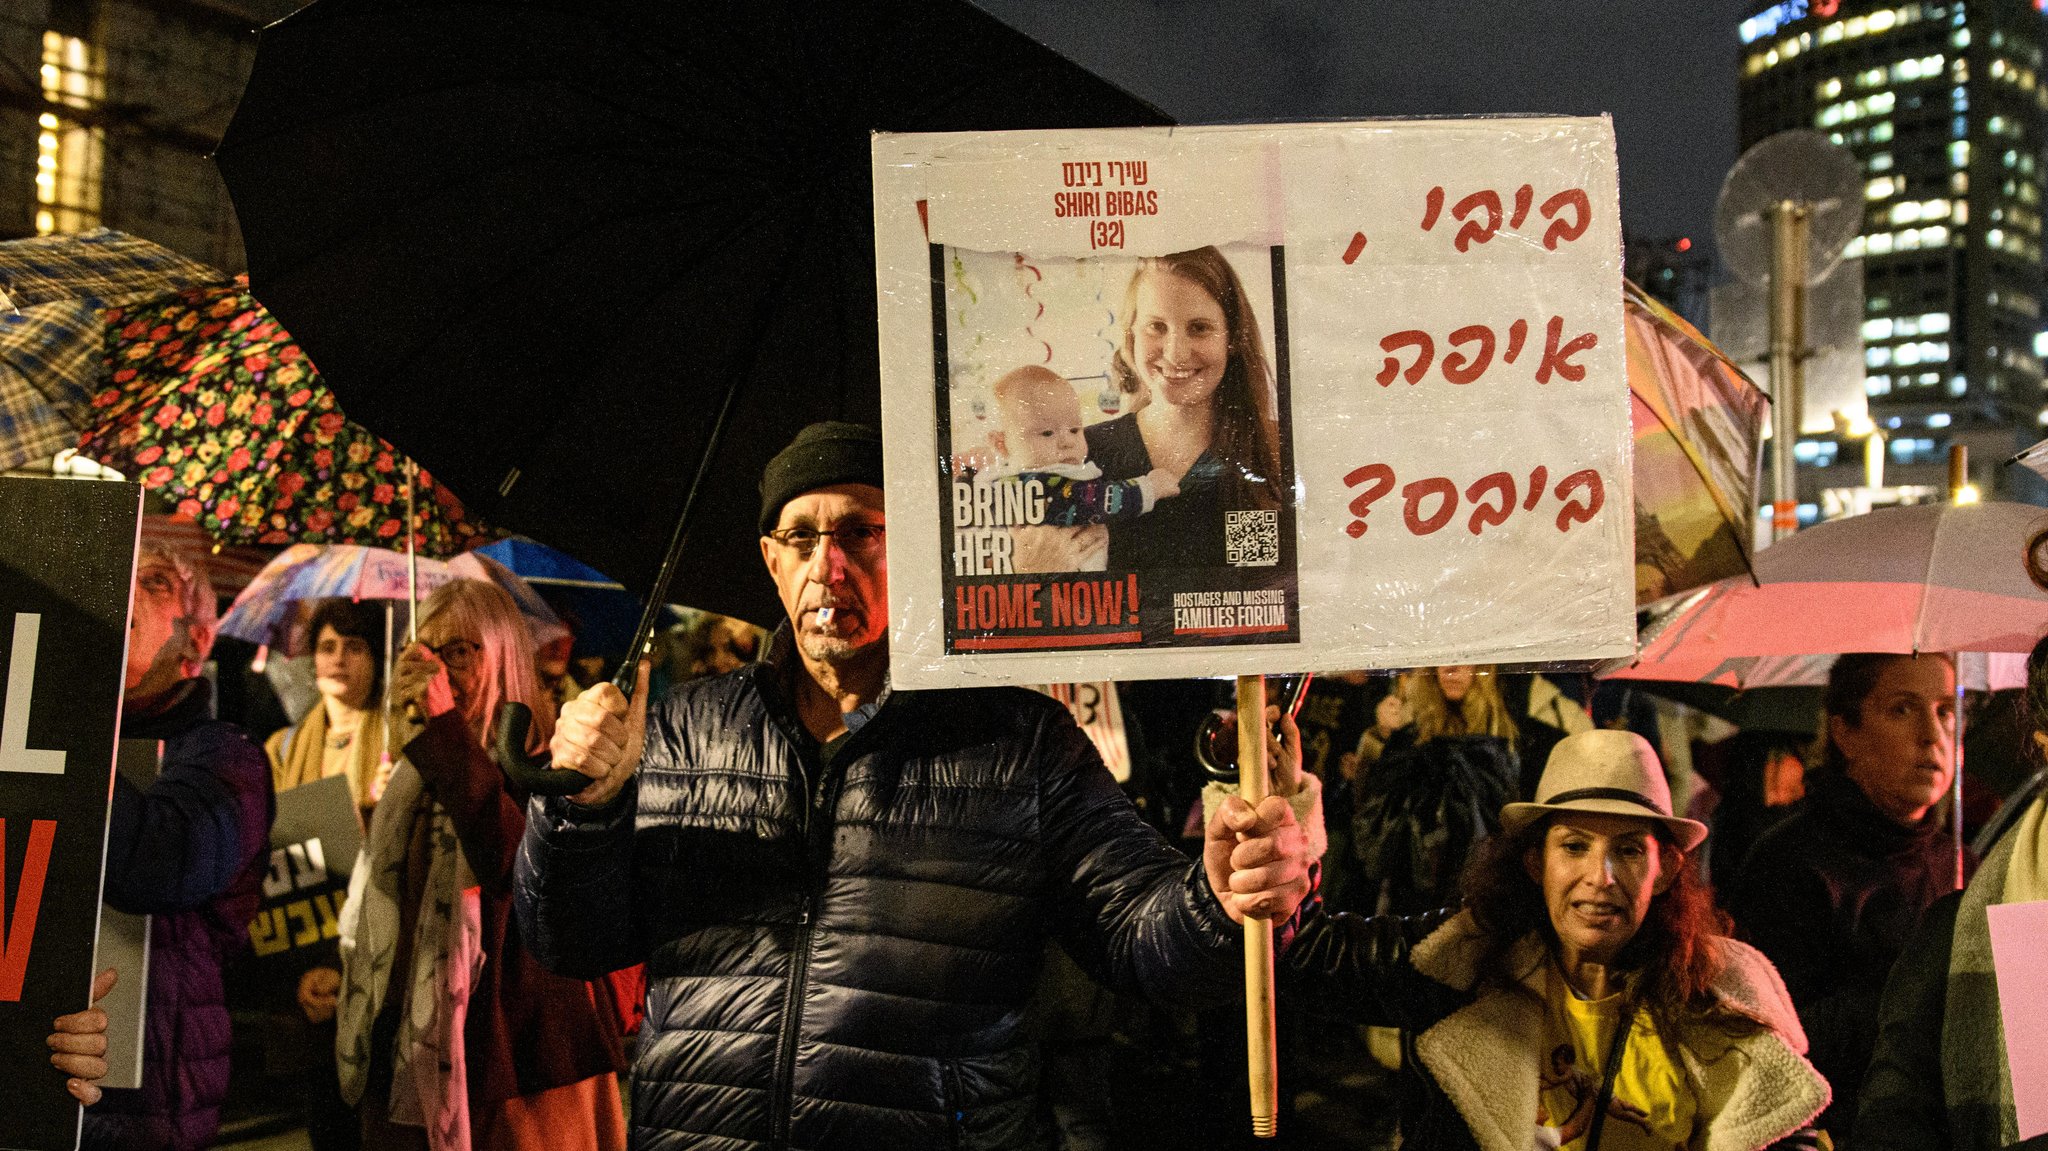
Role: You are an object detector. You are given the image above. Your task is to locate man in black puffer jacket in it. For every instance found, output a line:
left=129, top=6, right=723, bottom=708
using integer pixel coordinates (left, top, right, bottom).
left=516, top=422, right=1315, bottom=1150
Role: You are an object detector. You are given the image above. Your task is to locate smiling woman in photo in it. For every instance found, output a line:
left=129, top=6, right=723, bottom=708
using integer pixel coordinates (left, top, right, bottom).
left=1085, top=245, right=1285, bottom=570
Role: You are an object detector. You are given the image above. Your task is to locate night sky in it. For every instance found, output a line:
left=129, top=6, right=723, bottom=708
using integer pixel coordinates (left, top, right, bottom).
left=977, top=1, right=1749, bottom=260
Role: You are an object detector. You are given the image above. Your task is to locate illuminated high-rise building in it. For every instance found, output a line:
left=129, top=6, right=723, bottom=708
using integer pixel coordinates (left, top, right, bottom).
left=1737, top=0, right=2047, bottom=497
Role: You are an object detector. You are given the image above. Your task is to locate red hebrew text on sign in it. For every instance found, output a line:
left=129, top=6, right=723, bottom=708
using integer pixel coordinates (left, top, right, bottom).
left=1374, top=318, right=1595, bottom=387
left=1343, top=464, right=1607, bottom=539
left=1419, top=185, right=1593, bottom=252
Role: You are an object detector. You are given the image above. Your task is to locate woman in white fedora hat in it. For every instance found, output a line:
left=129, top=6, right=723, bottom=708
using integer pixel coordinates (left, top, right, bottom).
left=1286, top=728, right=1829, bottom=1151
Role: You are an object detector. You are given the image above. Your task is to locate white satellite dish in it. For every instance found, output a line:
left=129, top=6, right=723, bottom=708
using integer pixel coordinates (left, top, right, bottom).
left=1716, top=129, right=1864, bottom=287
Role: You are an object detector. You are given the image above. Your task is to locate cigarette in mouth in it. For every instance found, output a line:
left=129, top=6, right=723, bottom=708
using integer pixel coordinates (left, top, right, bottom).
left=815, top=606, right=835, bottom=627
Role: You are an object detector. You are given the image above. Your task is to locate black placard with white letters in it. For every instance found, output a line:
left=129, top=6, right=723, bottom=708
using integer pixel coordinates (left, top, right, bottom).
left=0, top=477, right=141, bottom=1151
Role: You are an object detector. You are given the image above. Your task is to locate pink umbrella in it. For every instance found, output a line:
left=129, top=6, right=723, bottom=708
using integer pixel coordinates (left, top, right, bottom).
left=1626, top=500, right=2048, bottom=667
left=1613, top=500, right=2048, bottom=887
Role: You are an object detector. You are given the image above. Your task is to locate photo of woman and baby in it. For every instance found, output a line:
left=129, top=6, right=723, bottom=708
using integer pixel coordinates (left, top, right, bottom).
left=945, top=245, right=1294, bottom=579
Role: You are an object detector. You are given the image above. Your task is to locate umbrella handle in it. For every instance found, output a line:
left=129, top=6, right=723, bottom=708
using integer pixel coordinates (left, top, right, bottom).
left=492, top=702, right=593, bottom=796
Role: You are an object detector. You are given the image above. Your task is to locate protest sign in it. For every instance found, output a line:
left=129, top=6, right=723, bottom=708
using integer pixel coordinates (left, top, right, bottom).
left=1988, top=898, right=2048, bottom=1141
left=93, top=740, right=163, bottom=1092
left=244, top=773, right=360, bottom=1013
left=873, top=119, right=1633, bottom=688
left=0, top=476, right=142, bottom=1151
left=1031, top=682, right=1131, bottom=782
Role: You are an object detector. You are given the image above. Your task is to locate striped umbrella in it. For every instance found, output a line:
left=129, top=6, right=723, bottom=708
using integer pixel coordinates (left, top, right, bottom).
left=0, top=229, right=225, bottom=471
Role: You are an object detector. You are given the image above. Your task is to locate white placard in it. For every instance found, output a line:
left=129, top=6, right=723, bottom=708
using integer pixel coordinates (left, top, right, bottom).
left=874, top=119, right=1633, bottom=688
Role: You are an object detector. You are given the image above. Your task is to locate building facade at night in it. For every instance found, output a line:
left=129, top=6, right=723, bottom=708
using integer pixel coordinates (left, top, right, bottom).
left=1736, top=0, right=2048, bottom=504
left=1627, top=233, right=1715, bottom=331
left=0, top=0, right=296, bottom=272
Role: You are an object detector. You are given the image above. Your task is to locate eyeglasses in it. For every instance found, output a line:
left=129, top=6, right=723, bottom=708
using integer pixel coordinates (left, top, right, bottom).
left=764, top=523, right=886, bottom=559
left=137, top=569, right=182, bottom=599
left=429, top=639, right=483, bottom=669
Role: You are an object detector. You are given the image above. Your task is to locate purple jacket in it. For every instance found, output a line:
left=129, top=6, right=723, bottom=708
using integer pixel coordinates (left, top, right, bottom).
left=85, top=682, right=275, bottom=1151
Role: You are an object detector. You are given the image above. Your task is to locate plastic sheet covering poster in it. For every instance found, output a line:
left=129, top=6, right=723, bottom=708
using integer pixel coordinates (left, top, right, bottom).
left=873, top=119, right=1633, bottom=688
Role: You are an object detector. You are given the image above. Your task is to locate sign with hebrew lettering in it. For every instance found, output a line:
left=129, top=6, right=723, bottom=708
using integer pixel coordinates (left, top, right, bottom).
left=873, top=118, right=1633, bottom=687
left=244, top=773, right=360, bottom=1012
left=0, top=476, right=142, bottom=1151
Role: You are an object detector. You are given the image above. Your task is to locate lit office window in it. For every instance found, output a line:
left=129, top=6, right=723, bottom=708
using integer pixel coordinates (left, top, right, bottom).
left=35, top=30, right=101, bottom=235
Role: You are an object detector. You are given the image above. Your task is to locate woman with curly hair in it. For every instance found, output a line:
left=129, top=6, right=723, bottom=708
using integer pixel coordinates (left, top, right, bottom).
left=1287, top=729, right=1828, bottom=1151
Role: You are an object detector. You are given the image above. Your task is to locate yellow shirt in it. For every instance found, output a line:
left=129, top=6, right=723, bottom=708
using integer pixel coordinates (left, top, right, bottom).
left=1535, top=967, right=1698, bottom=1151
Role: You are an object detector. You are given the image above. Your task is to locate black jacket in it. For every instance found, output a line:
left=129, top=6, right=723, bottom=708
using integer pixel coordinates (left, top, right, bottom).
left=514, top=633, right=1246, bottom=1150
left=1855, top=891, right=1965, bottom=1151
left=1725, top=769, right=1966, bottom=1144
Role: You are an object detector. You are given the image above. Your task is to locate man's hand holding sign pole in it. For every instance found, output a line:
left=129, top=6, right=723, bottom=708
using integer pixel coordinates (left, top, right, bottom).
left=1234, top=674, right=1278, bottom=1137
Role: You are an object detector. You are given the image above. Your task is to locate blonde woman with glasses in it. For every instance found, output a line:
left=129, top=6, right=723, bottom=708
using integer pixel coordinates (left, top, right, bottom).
left=337, top=580, right=626, bottom=1151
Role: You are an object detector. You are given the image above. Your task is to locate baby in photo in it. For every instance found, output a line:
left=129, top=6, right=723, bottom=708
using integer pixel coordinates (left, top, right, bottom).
left=984, top=364, right=1177, bottom=572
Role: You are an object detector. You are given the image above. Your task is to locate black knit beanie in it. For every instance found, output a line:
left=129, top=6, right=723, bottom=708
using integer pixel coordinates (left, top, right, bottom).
left=758, top=422, right=886, bottom=534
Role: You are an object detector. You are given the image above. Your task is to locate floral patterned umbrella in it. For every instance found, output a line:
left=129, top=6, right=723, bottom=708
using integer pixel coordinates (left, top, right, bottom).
left=74, top=280, right=488, bottom=554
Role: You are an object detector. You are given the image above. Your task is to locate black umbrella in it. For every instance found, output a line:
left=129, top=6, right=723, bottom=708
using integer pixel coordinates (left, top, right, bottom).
left=1615, top=681, right=1824, bottom=737
left=214, top=0, right=1168, bottom=639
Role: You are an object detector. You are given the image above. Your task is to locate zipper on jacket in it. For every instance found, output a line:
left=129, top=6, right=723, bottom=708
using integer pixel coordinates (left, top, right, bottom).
left=767, top=733, right=862, bottom=1151
left=763, top=688, right=884, bottom=1150
left=767, top=890, right=816, bottom=1151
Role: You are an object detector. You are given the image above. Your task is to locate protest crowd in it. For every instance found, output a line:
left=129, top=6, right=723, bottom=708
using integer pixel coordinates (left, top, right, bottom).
left=17, top=413, right=2043, bottom=1151
left=7, top=7, right=2048, bottom=1151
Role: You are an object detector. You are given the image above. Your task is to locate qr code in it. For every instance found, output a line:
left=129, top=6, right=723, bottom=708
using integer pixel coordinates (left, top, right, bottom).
left=1225, top=510, right=1279, bottom=567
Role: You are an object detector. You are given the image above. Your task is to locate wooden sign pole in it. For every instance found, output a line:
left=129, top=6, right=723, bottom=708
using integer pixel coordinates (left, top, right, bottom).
left=1235, top=673, right=1279, bottom=1138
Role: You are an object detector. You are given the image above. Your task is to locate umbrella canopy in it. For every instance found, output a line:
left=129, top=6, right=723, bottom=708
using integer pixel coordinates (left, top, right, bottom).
left=0, top=229, right=225, bottom=471
left=1623, top=501, right=2048, bottom=668
left=73, top=281, right=488, bottom=553
left=2013, top=435, right=2048, bottom=484
left=473, top=537, right=622, bottom=590
left=220, top=543, right=565, bottom=649
left=214, top=0, right=1169, bottom=629
left=1625, top=281, right=1768, bottom=606
left=219, top=543, right=457, bottom=645
left=473, top=537, right=652, bottom=662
